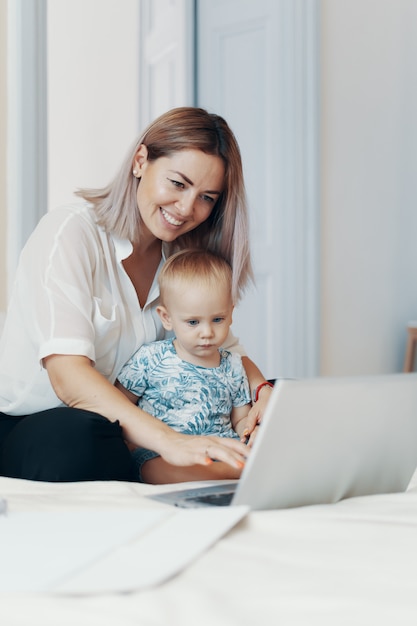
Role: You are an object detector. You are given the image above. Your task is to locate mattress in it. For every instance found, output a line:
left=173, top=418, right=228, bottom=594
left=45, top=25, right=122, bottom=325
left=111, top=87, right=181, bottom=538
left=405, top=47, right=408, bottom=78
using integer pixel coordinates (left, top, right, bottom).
left=1, top=473, right=417, bottom=626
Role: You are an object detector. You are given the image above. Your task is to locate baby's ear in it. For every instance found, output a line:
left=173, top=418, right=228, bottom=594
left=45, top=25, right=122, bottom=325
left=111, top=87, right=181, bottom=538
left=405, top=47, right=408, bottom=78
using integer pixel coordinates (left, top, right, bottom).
left=156, top=305, right=173, bottom=330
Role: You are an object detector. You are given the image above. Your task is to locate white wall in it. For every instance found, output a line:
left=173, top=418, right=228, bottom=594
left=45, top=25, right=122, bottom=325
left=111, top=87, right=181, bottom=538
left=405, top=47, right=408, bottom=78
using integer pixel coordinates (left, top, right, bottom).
left=47, top=0, right=141, bottom=209
left=0, top=0, right=7, bottom=311
left=320, top=0, right=417, bottom=375
left=44, top=0, right=417, bottom=376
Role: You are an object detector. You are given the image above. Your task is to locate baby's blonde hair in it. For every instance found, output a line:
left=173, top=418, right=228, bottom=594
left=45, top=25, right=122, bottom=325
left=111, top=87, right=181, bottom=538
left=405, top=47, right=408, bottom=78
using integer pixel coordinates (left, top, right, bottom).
left=159, top=249, right=233, bottom=305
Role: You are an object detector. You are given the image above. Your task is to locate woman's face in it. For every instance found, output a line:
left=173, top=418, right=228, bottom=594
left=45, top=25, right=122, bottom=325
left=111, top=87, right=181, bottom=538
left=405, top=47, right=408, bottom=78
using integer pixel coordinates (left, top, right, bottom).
left=133, top=146, right=225, bottom=243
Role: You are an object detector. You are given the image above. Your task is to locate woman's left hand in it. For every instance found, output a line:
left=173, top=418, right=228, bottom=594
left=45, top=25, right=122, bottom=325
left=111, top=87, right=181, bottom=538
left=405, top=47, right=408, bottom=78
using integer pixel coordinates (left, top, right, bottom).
left=242, top=381, right=274, bottom=446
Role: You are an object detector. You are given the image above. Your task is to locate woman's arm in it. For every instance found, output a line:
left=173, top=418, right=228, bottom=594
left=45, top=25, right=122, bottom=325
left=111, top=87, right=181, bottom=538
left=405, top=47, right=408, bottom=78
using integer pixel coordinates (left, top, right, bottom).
left=44, top=354, right=248, bottom=470
left=241, top=356, right=274, bottom=422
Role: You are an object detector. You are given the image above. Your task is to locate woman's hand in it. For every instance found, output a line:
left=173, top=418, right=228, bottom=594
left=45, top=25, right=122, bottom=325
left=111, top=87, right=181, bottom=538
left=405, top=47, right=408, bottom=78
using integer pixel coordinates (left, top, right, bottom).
left=44, top=354, right=249, bottom=472
left=156, top=430, right=249, bottom=470
left=140, top=434, right=248, bottom=485
left=241, top=358, right=274, bottom=415
left=240, top=384, right=273, bottom=446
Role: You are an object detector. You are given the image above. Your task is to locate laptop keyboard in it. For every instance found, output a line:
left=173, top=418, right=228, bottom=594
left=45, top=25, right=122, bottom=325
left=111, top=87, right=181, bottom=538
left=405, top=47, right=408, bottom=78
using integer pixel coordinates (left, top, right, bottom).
left=185, top=491, right=235, bottom=507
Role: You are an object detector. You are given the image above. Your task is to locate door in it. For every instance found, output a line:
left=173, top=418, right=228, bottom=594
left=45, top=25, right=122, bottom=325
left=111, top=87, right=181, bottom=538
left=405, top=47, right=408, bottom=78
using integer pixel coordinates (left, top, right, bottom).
left=138, top=0, right=320, bottom=378
left=139, top=0, right=195, bottom=129
left=196, top=0, right=320, bottom=378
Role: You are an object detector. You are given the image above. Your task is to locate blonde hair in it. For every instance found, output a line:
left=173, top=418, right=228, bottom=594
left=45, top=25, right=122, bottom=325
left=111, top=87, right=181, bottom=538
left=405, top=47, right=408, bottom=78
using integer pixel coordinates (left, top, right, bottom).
left=159, top=249, right=233, bottom=305
left=75, top=107, right=253, bottom=302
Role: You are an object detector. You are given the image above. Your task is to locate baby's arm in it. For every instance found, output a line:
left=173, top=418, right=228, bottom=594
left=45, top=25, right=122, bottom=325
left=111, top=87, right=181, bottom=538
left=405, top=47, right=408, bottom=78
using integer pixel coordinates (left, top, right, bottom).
left=231, top=404, right=257, bottom=444
left=229, top=354, right=258, bottom=444
left=114, top=379, right=140, bottom=404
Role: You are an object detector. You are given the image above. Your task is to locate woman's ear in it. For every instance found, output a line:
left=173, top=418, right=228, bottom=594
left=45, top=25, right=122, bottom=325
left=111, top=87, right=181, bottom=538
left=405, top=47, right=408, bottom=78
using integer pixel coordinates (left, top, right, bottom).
left=156, top=305, right=173, bottom=331
left=132, top=144, right=149, bottom=175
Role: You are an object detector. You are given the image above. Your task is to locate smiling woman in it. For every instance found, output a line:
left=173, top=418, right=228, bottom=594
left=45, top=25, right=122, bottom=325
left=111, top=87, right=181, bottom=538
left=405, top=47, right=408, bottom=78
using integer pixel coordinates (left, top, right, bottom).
left=0, top=106, right=273, bottom=484
left=76, top=107, right=252, bottom=303
left=132, top=147, right=224, bottom=245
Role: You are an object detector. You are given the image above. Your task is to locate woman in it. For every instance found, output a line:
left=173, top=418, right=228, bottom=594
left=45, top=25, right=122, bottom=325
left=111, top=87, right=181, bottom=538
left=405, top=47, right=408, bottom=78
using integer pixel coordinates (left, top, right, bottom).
left=0, top=107, right=273, bottom=483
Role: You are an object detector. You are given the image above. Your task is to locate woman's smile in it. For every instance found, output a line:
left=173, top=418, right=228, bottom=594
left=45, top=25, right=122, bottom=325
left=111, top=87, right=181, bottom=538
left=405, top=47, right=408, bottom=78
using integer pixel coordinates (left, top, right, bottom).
left=134, top=148, right=225, bottom=242
left=160, top=208, right=185, bottom=227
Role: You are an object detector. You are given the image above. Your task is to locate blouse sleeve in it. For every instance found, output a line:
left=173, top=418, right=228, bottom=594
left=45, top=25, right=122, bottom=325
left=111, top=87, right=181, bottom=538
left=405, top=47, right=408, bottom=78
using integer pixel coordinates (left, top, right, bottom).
left=18, top=206, right=101, bottom=365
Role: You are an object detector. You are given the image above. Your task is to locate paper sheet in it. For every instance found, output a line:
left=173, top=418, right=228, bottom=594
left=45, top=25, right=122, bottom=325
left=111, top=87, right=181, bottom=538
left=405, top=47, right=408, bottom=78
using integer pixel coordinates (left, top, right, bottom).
left=0, top=506, right=248, bottom=594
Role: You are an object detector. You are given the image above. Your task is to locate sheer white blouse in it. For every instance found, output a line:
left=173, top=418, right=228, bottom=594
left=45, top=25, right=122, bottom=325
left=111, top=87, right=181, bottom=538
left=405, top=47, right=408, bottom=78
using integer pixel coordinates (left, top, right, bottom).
left=0, top=204, right=244, bottom=416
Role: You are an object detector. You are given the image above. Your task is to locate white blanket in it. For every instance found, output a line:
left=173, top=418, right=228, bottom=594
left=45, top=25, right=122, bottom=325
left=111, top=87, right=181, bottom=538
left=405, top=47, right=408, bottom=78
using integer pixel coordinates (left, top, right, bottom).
left=1, top=474, right=417, bottom=626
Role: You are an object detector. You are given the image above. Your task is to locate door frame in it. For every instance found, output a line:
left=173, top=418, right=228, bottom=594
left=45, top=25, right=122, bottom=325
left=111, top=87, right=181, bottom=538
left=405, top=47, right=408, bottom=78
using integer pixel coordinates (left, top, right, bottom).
left=6, top=0, right=48, bottom=296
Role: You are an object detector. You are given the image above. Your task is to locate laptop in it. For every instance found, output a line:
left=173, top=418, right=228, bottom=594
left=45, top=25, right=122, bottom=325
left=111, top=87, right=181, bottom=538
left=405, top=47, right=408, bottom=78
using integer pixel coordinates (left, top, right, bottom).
left=149, top=373, right=417, bottom=510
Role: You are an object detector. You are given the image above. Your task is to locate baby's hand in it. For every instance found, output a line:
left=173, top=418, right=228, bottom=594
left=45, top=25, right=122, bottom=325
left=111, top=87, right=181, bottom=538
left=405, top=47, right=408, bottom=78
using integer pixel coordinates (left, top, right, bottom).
left=238, top=410, right=261, bottom=447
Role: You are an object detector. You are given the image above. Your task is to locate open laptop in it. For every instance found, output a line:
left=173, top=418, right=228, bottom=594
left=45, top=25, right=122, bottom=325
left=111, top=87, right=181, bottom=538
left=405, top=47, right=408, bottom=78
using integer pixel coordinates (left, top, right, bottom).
left=149, top=373, right=417, bottom=510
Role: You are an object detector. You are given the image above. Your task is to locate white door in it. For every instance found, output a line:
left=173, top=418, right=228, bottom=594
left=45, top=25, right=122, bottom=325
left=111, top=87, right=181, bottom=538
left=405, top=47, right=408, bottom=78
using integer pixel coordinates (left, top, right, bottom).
left=196, top=0, right=320, bottom=379
left=139, top=0, right=195, bottom=129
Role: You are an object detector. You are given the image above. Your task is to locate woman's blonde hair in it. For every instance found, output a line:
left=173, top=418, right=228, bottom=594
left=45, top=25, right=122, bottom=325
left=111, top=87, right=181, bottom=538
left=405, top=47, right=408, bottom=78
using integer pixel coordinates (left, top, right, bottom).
left=76, top=107, right=253, bottom=301
left=158, top=248, right=233, bottom=305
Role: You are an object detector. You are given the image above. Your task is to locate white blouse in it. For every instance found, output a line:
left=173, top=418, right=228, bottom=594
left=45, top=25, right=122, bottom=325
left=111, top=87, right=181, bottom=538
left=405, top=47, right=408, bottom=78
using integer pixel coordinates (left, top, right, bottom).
left=0, top=203, right=244, bottom=416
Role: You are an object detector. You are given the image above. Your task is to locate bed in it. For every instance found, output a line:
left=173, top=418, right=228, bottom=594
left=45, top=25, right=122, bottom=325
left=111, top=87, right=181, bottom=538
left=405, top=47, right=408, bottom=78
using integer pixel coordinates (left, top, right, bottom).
left=2, top=472, right=417, bottom=626
left=0, top=310, right=416, bottom=625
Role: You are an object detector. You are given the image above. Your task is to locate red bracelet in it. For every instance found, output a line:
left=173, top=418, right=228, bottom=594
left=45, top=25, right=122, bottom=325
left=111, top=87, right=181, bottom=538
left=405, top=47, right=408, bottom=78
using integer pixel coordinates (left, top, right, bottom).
left=252, top=381, right=274, bottom=403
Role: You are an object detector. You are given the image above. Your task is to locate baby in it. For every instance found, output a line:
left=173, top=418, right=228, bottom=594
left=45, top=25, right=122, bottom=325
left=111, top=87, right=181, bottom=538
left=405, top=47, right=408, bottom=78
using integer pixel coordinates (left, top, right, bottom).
left=116, top=249, right=255, bottom=480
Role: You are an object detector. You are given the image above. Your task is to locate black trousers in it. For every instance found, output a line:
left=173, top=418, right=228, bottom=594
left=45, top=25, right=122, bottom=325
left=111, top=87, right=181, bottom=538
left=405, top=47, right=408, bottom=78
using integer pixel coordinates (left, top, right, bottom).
left=0, top=408, right=136, bottom=482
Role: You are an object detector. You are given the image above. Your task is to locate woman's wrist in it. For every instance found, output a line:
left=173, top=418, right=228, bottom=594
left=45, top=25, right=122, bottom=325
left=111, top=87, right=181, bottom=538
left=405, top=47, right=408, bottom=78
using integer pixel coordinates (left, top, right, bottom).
left=252, top=380, right=274, bottom=403
left=144, top=419, right=178, bottom=458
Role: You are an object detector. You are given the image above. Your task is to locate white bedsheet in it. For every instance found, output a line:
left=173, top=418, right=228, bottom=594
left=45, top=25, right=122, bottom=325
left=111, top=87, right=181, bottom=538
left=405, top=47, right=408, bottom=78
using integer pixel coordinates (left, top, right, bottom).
left=1, top=474, right=417, bottom=626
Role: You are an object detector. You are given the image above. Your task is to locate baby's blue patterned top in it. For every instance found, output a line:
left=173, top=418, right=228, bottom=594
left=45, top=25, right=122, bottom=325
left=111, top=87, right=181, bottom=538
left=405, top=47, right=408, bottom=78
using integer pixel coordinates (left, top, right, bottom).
left=117, top=338, right=251, bottom=438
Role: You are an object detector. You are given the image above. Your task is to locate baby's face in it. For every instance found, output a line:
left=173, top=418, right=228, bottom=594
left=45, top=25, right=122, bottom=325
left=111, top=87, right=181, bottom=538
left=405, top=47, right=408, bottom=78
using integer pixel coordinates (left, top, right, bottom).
left=162, top=281, right=233, bottom=367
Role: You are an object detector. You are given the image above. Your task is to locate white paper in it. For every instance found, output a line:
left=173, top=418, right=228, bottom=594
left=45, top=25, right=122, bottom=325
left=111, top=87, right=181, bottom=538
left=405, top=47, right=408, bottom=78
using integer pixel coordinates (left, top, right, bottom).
left=0, top=509, right=167, bottom=592
left=0, top=506, right=248, bottom=594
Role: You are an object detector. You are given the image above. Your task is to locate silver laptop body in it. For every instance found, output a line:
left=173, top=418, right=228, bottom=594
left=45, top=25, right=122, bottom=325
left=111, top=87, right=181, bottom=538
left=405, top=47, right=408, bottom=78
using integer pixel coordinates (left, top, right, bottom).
left=149, top=373, right=417, bottom=510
